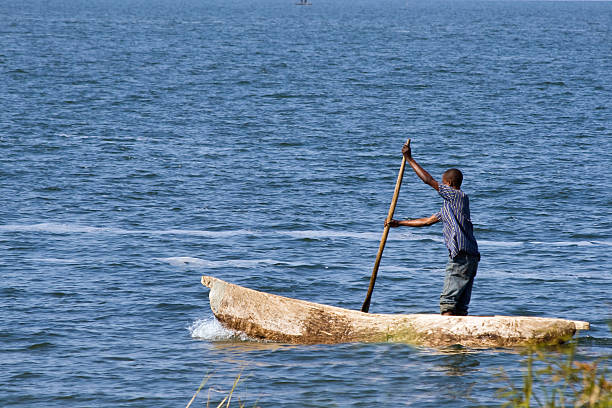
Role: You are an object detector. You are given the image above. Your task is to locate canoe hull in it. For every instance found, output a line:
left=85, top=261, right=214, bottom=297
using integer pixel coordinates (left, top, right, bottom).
left=201, top=276, right=589, bottom=347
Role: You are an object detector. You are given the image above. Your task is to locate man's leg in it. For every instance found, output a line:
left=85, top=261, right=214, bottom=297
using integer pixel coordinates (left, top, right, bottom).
left=440, top=253, right=478, bottom=315
left=455, top=254, right=479, bottom=315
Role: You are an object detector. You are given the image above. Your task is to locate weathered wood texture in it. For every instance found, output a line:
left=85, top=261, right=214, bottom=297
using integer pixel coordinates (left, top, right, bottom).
left=202, top=275, right=589, bottom=348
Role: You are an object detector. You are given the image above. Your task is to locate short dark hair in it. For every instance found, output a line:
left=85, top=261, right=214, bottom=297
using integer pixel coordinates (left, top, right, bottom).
left=443, top=168, right=463, bottom=188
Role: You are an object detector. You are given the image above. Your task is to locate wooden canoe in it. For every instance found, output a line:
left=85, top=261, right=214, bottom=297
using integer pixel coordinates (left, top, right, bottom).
left=201, top=275, right=589, bottom=348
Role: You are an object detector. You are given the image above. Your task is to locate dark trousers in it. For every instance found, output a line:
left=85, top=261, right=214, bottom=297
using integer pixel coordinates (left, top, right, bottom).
left=439, top=252, right=479, bottom=315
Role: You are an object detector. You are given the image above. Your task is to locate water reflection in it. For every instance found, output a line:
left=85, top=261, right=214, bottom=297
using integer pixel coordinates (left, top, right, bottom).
left=434, top=347, right=481, bottom=376
left=208, top=340, right=297, bottom=353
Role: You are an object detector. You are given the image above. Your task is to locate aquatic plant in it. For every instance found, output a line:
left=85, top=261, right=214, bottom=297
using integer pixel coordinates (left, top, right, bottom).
left=186, top=371, right=260, bottom=408
left=496, top=341, right=611, bottom=407
left=186, top=373, right=213, bottom=408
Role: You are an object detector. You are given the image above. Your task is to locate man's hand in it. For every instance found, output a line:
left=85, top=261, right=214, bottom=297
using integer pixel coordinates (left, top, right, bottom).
left=402, top=142, right=412, bottom=160
left=385, top=219, right=400, bottom=228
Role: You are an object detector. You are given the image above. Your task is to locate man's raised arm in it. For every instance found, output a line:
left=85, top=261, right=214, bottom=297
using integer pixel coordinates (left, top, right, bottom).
left=402, top=142, right=439, bottom=191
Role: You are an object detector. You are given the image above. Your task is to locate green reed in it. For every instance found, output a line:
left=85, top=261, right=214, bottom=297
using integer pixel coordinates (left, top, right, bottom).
left=187, top=371, right=259, bottom=408
left=496, top=324, right=611, bottom=407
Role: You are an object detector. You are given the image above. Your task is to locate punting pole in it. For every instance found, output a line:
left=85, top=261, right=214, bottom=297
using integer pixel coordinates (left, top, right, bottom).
left=361, top=139, right=410, bottom=313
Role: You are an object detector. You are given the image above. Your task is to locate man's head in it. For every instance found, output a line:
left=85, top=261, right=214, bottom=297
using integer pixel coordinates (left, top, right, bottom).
left=442, top=168, right=463, bottom=189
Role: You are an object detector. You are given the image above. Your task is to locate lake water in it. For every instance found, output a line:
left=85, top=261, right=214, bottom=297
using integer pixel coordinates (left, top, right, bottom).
left=1, top=0, right=611, bottom=406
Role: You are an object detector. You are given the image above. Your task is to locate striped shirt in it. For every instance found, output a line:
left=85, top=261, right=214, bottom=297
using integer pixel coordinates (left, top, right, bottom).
left=434, top=184, right=479, bottom=259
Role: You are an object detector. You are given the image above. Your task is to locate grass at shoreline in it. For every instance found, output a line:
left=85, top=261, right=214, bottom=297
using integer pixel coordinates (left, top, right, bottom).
left=495, top=342, right=611, bottom=408
left=495, top=323, right=612, bottom=408
left=187, top=371, right=260, bottom=408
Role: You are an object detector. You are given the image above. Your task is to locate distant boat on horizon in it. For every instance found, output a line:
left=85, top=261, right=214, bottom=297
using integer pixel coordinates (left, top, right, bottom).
left=296, top=0, right=312, bottom=5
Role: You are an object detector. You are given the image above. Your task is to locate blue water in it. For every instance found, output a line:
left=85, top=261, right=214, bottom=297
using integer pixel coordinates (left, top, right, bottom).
left=1, top=0, right=611, bottom=406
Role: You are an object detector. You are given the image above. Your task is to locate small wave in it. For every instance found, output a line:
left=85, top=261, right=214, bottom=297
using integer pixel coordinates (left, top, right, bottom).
left=159, top=257, right=209, bottom=267
left=158, top=229, right=251, bottom=238
left=478, top=240, right=610, bottom=248
left=280, top=230, right=380, bottom=240
left=395, top=232, right=444, bottom=243
left=50, top=291, right=72, bottom=298
left=189, top=317, right=248, bottom=341
left=158, top=257, right=308, bottom=268
left=56, top=133, right=94, bottom=139
left=479, top=240, right=524, bottom=248
left=27, top=342, right=54, bottom=350
left=537, top=81, right=566, bottom=87
left=0, top=223, right=123, bottom=234
left=530, top=241, right=598, bottom=247
left=0, top=223, right=252, bottom=238
left=261, top=92, right=300, bottom=99
left=11, top=371, right=41, bottom=380
left=31, top=258, right=80, bottom=264
left=280, top=230, right=442, bottom=243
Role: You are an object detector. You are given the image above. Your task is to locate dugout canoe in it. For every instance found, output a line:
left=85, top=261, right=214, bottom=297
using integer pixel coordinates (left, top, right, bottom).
left=201, top=275, right=589, bottom=348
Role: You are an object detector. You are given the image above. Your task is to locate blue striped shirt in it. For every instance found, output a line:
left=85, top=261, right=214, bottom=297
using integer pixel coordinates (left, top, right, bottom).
left=434, top=184, right=479, bottom=259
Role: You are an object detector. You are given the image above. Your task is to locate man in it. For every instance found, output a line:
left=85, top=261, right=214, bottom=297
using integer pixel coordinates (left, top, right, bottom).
left=386, top=141, right=480, bottom=316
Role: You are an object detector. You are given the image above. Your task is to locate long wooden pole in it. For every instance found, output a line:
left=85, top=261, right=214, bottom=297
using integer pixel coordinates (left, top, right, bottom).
left=361, top=138, right=410, bottom=313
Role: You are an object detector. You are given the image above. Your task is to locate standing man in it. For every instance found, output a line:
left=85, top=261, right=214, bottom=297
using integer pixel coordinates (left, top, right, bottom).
left=386, top=141, right=480, bottom=316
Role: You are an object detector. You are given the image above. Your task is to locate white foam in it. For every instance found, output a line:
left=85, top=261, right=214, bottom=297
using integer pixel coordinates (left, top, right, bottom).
left=279, top=229, right=443, bottom=243
left=57, top=133, right=93, bottom=139
left=0, top=223, right=252, bottom=238
left=31, top=257, right=80, bottom=264
left=154, top=229, right=252, bottom=238
left=279, top=230, right=380, bottom=240
left=160, top=257, right=211, bottom=267
left=0, top=223, right=125, bottom=234
left=189, top=317, right=247, bottom=341
left=479, top=240, right=524, bottom=247
left=396, top=232, right=444, bottom=243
